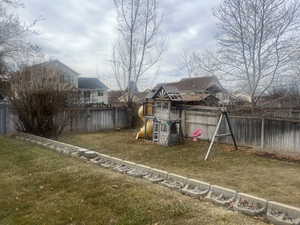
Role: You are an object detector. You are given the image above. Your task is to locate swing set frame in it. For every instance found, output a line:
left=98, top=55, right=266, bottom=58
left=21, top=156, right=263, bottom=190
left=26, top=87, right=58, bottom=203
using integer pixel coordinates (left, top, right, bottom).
left=204, top=108, right=238, bottom=160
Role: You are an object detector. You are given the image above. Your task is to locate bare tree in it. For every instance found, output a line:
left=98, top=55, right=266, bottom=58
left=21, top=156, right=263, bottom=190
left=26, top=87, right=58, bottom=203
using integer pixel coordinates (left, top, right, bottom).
left=180, top=51, right=200, bottom=77
left=0, top=0, right=37, bottom=76
left=179, top=50, right=222, bottom=78
left=213, top=0, right=300, bottom=106
left=112, top=0, right=165, bottom=103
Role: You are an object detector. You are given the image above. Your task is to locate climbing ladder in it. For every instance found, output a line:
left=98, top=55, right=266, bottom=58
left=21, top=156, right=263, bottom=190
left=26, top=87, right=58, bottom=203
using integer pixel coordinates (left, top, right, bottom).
left=152, top=120, right=160, bottom=143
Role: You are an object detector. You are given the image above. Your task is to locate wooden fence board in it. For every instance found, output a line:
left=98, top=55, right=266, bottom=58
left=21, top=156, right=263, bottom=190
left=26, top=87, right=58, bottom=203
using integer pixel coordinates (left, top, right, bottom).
left=65, top=108, right=128, bottom=133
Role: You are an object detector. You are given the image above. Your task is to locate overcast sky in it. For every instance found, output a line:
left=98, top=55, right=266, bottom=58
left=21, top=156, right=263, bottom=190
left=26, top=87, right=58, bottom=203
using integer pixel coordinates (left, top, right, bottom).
left=19, top=0, right=221, bottom=90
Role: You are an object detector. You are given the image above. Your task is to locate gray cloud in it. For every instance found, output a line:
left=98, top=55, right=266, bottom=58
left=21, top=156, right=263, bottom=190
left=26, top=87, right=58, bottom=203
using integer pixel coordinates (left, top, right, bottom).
left=19, top=0, right=220, bottom=89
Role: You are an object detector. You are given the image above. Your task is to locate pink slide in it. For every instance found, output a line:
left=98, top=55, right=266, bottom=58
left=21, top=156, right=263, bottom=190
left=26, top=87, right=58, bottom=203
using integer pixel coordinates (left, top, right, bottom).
left=192, top=128, right=203, bottom=141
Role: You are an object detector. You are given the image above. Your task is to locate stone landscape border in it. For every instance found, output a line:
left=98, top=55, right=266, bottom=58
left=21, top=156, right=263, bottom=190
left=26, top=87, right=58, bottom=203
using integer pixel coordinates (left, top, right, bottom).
left=15, top=133, right=300, bottom=225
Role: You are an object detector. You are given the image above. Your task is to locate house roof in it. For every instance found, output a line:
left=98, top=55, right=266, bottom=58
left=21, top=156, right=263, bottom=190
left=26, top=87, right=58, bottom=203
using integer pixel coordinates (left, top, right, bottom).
left=180, top=93, right=213, bottom=102
left=148, top=76, right=225, bottom=103
left=27, top=60, right=80, bottom=77
left=78, top=77, right=108, bottom=90
left=154, top=76, right=225, bottom=93
left=108, top=90, right=148, bottom=104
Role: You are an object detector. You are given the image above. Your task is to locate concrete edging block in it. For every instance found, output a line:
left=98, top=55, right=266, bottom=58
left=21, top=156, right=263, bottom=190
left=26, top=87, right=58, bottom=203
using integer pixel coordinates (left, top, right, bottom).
left=83, top=151, right=99, bottom=159
left=187, top=178, right=210, bottom=189
left=167, top=173, right=189, bottom=184
left=95, top=153, right=113, bottom=161
left=207, top=185, right=237, bottom=207
left=133, top=164, right=153, bottom=172
left=143, top=167, right=169, bottom=183
left=181, top=178, right=210, bottom=198
left=160, top=173, right=188, bottom=190
left=267, top=201, right=300, bottom=225
left=103, top=155, right=122, bottom=164
left=119, top=160, right=137, bottom=168
left=234, top=193, right=267, bottom=216
left=148, top=168, right=169, bottom=178
left=77, top=148, right=88, bottom=156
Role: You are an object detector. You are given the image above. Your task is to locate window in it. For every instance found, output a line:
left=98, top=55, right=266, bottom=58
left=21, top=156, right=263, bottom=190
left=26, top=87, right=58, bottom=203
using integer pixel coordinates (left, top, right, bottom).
left=60, top=75, right=64, bottom=83
left=155, top=102, right=161, bottom=112
left=162, top=102, right=169, bottom=110
left=84, top=91, right=91, bottom=99
left=98, top=91, right=103, bottom=97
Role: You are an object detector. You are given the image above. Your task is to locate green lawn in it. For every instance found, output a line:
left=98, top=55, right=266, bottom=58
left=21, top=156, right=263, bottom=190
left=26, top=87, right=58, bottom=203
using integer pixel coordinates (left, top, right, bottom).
left=60, top=130, right=300, bottom=208
left=0, top=136, right=267, bottom=225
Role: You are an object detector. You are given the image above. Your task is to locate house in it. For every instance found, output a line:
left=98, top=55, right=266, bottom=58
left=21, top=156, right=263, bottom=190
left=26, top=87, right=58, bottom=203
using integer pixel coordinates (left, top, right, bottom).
left=108, top=81, right=142, bottom=105
left=107, top=90, right=148, bottom=106
left=141, top=76, right=227, bottom=146
left=119, top=91, right=149, bottom=104
left=23, top=60, right=80, bottom=88
left=107, top=90, right=125, bottom=106
left=78, top=77, right=109, bottom=104
left=148, top=76, right=226, bottom=105
left=16, top=60, right=110, bottom=105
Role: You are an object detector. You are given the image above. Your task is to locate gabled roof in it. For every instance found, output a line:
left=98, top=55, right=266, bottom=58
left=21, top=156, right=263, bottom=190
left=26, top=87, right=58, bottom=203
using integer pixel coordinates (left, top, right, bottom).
left=27, top=60, right=80, bottom=77
left=78, top=77, right=108, bottom=90
left=154, top=76, right=225, bottom=93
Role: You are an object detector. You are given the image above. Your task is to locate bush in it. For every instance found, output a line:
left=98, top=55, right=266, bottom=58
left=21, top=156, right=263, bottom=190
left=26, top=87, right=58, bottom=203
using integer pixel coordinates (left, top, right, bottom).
left=8, top=66, right=76, bottom=138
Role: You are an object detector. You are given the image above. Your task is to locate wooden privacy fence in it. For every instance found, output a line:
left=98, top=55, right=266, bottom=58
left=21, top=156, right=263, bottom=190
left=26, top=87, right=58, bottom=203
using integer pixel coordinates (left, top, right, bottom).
left=65, top=107, right=129, bottom=133
left=0, top=106, right=129, bottom=135
left=0, top=103, right=7, bottom=135
left=183, top=107, right=300, bottom=156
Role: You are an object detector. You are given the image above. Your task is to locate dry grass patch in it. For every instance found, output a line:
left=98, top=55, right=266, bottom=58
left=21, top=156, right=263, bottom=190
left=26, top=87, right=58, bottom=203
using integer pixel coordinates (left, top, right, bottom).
left=0, top=136, right=267, bottom=225
left=60, top=130, right=300, bottom=208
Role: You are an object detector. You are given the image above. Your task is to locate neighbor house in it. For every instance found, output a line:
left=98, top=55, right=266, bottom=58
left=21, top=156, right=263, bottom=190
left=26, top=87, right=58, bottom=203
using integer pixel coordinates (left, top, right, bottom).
left=107, top=90, right=125, bottom=106
left=2, top=59, right=80, bottom=102
left=147, top=76, right=227, bottom=105
left=78, top=77, right=109, bottom=104
left=17, top=60, right=110, bottom=105
left=107, top=81, right=148, bottom=106
left=22, top=60, right=80, bottom=88
left=119, top=91, right=149, bottom=104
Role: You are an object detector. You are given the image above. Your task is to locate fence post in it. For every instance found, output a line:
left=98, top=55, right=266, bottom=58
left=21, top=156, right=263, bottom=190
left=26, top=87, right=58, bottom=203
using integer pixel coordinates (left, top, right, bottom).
left=112, top=107, right=116, bottom=129
left=261, top=118, right=265, bottom=150
left=181, top=109, right=186, bottom=137
left=85, top=108, right=90, bottom=132
left=4, top=104, right=7, bottom=134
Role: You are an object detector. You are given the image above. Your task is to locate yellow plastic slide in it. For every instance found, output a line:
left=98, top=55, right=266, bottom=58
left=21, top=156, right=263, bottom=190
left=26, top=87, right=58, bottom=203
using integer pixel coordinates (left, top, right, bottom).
left=136, top=105, right=153, bottom=139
